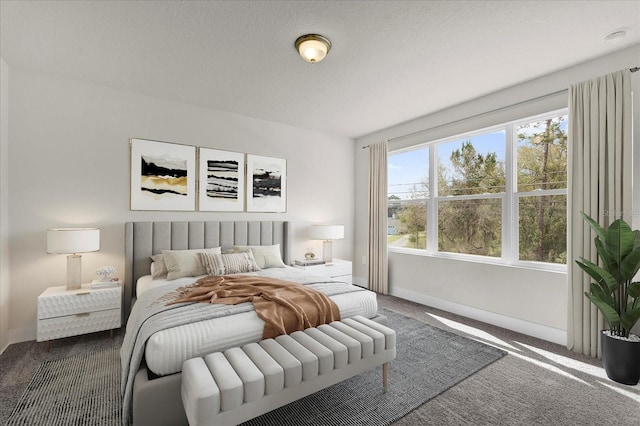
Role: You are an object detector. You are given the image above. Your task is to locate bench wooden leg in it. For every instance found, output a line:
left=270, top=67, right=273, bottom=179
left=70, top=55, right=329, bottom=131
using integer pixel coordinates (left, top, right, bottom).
left=383, top=362, right=388, bottom=393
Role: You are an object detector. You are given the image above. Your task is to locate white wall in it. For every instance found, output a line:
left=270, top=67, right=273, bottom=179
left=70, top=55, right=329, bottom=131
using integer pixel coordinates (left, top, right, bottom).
left=354, top=45, right=640, bottom=344
left=6, top=67, right=355, bottom=344
left=0, top=57, right=10, bottom=353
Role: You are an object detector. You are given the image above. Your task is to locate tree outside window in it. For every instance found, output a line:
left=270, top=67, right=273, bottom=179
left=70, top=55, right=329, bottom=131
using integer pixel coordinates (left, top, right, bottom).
left=517, top=116, right=567, bottom=264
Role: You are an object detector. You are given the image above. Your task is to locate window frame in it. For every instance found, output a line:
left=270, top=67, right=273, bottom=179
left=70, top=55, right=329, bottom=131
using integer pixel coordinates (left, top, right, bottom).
left=388, top=108, right=568, bottom=272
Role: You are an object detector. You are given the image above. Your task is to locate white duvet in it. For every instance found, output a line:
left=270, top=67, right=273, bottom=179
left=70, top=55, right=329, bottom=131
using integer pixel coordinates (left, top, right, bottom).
left=136, top=267, right=378, bottom=376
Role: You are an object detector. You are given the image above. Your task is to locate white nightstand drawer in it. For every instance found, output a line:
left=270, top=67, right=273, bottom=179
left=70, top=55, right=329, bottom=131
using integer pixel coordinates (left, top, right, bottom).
left=38, top=285, right=121, bottom=319
left=293, top=259, right=352, bottom=283
left=316, top=262, right=352, bottom=277
left=37, top=308, right=121, bottom=341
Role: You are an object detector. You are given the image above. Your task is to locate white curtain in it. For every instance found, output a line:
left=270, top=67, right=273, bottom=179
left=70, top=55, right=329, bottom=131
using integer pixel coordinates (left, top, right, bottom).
left=567, top=69, right=632, bottom=357
left=368, top=140, right=388, bottom=294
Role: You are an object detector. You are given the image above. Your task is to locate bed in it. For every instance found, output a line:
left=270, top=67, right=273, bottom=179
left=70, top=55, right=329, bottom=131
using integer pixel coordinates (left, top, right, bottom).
left=122, top=221, right=384, bottom=426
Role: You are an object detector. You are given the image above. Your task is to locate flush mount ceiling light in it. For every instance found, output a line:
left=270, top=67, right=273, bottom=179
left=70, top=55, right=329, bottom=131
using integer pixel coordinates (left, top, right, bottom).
left=295, top=34, right=331, bottom=63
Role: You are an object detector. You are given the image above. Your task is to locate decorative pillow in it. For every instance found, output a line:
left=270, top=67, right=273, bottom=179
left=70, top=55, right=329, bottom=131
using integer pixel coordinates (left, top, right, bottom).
left=150, top=254, right=168, bottom=279
left=233, top=244, right=286, bottom=269
left=200, top=251, right=260, bottom=275
left=162, top=247, right=222, bottom=280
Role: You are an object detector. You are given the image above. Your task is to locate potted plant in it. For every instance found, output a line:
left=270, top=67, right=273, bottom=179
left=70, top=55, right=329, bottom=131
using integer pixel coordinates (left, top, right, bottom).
left=575, top=212, right=640, bottom=385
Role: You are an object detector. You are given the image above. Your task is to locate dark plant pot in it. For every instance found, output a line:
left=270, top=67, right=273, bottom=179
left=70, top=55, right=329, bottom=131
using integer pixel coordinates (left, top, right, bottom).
left=601, top=330, right=640, bottom=385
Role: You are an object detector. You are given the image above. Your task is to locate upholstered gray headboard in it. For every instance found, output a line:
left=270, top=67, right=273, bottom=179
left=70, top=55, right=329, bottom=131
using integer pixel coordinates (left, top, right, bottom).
left=124, top=221, right=291, bottom=320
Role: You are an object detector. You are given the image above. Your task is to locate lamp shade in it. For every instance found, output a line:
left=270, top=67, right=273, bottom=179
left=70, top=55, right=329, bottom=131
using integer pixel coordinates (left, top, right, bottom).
left=309, top=225, right=344, bottom=241
left=47, top=228, right=100, bottom=254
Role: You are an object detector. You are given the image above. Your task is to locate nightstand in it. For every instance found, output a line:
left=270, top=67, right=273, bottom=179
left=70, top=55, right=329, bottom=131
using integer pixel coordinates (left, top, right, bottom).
left=293, top=258, right=352, bottom=284
left=37, top=283, right=122, bottom=349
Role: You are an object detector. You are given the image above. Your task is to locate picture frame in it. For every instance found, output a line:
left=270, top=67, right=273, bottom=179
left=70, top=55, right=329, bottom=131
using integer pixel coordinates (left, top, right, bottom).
left=246, top=154, right=287, bottom=212
left=130, top=138, right=196, bottom=211
left=198, top=148, right=245, bottom=211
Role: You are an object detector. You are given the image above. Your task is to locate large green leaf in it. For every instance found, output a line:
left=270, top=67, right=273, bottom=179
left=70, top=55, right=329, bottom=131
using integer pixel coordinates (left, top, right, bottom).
left=581, top=212, right=606, bottom=241
left=576, top=257, right=618, bottom=291
left=594, top=237, right=615, bottom=273
left=585, top=292, right=621, bottom=327
left=604, top=219, right=634, bottom=263
left=633, top=230, right=640, bottom=250
left=588, top=282, right=612, bottom=306
left=628, top=282, right=640, bottom=299
left=620, top=247, right=640, bottom=281
left=580, top=213, right=640, bottom=334
left=621, top=306, right=640, bottom=335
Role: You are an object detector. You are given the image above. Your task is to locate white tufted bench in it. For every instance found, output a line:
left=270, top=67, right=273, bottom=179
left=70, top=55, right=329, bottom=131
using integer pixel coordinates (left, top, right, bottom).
left=181, top=315, right=396, bottom=426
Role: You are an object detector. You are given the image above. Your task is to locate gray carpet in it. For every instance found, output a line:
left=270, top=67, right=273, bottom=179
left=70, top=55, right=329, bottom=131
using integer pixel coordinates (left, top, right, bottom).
left=5, top=309, right=504, bottom=426
left=6, top=347, right=121, bottom=426
left=242, top=308, right=507, bottom=425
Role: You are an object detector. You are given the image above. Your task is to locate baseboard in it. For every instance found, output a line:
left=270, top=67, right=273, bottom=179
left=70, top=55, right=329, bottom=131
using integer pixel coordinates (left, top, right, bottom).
left=0, top=341, right=8, bottom=355
left=390, top=287, right=567, bottom=346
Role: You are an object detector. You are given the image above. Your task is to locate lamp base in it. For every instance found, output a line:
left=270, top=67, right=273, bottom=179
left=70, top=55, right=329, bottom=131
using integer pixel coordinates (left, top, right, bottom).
left=323, top=240, right=333, bottom=264
left=66, top=254, right=82, bottom=290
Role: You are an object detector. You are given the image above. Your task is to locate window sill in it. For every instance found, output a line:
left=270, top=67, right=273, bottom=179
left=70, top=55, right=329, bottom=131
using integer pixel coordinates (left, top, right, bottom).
left=388, top=246, right=567, bottom=274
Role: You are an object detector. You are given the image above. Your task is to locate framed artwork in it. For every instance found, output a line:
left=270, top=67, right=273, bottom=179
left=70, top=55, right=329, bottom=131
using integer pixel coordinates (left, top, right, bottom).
left=198, top=148, right=245, bottom=211
left=246, top=154, right=287, bottom=212
left=130, top=138, right=196, bottom=211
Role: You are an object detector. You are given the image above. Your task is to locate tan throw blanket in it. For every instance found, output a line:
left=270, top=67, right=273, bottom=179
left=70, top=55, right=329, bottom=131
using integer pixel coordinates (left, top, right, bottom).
left=167, top=275, right=340, bottom=339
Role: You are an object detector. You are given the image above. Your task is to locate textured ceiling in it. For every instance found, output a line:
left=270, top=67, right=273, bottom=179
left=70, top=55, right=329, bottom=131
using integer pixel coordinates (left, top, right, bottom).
left=1, top=0, right=639, bottom=139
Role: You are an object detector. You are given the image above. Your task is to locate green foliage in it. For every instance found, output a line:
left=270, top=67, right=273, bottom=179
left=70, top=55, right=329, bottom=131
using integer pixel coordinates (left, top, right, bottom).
left=398, top=202, right=426, bottom=249
left=438, top=141, right=503, bottom=256
left=438, top=199, right=501, bottom=256
left=576, top=213, right=640, bottom=337
left=440, top=141, right=506, bottom=196
left=517, top=117, right=567, bottom=192
left=517, top=117, right=567, bottom=263
left=518, top=195, right=566, bottom=263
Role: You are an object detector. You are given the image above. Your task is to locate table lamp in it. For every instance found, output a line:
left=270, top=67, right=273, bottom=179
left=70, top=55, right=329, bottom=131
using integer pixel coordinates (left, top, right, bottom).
left=309, top=225, right=344, bottom=264
left=47, top=228, right=100, bottom=290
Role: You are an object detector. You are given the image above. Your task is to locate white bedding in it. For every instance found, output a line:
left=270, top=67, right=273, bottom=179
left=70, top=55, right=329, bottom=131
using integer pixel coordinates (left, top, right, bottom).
left=136, top=273, right=208, bottom=297
left=137, top=267, right=378, bottom=376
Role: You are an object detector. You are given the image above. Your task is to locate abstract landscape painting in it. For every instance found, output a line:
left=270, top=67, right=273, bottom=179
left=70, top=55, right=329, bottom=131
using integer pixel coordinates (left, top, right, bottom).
left=130, top=138, right=196, bottom=210
left=198, top=148, right=245, bottom=211
left=246, top=154, right=286, bottom=212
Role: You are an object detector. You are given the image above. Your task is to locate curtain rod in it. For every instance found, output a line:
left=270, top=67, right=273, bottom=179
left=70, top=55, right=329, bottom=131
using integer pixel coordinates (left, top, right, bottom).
left=362, top=66, right=639, bottom=149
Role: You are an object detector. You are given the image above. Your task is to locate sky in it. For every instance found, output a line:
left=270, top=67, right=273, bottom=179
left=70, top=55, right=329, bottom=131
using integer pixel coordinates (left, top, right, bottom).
left=388, top=131, right=505, bottom=200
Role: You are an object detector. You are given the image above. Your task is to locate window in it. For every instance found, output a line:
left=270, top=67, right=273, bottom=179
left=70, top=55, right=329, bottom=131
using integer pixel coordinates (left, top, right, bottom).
left=437, top=131, right=505, bottom=257
left=388, top=147, right=428, bottom=250
left=515, top=116, right=567, bottom=264
left=387, top=110, right=568, bottom=268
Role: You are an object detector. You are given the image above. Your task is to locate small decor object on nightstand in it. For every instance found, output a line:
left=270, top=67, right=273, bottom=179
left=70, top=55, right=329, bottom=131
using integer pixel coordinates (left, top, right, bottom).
left=92, top=266, right=119, bottom=289
left=304, top=248, right=316, bottom=260
left=96, top=266, right=116, bottom=281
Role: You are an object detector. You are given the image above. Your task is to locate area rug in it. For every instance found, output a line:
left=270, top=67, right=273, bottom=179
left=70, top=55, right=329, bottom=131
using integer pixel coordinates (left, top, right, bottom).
left=243, top=308, right=506, bottom=425
left=6, top=347, right=121, bottom=426
left=6, top=309, right=506, bottom=426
